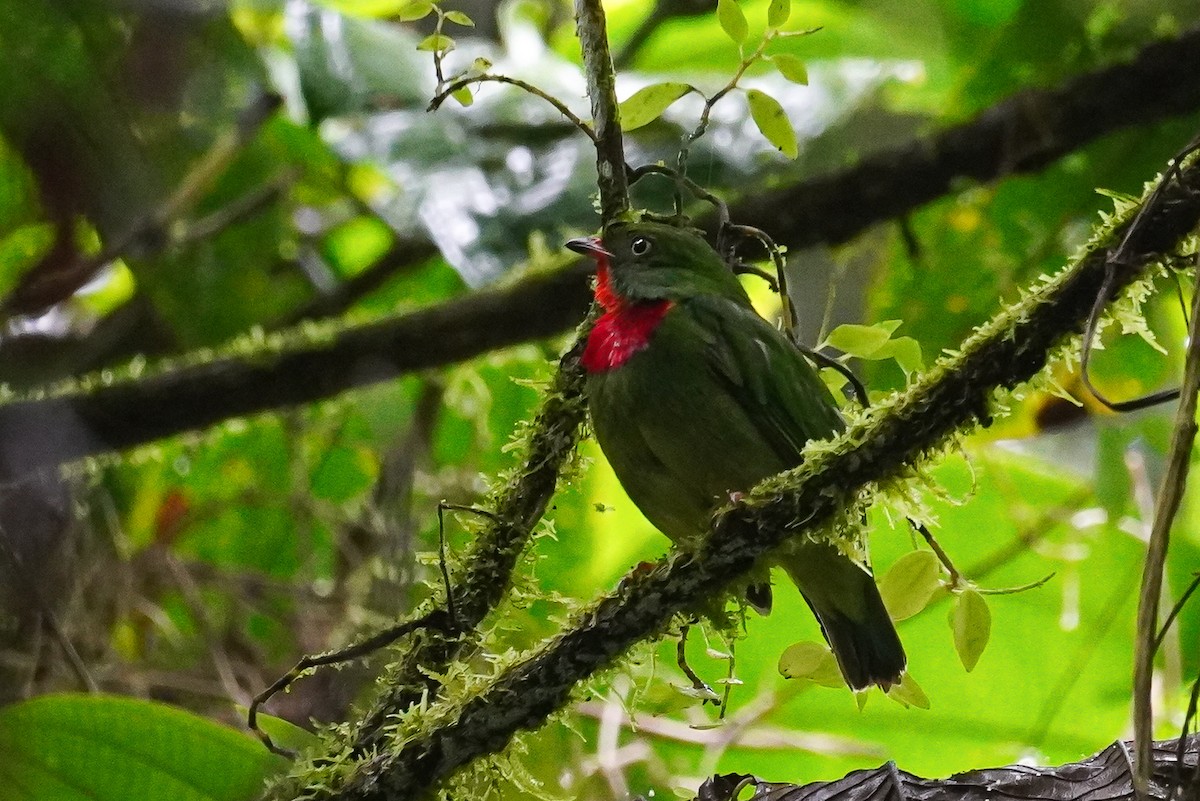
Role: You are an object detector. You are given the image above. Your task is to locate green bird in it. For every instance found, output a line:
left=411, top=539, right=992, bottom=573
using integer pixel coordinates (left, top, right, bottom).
left=567, top=221, right=906, bottom=691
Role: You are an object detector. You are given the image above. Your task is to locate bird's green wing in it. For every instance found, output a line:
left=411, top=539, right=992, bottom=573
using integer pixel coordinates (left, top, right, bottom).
left=686, top=295, right=844, bottom=465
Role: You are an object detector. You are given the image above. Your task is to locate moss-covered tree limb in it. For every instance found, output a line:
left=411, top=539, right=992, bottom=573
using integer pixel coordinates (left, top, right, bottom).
left=0, top=262, right=592, bottom=478
left=335, top=0, right=625, bottom=761
left=315, top=152, right=1200, bottom=801
left=5, top=27, right=1199, bottom=475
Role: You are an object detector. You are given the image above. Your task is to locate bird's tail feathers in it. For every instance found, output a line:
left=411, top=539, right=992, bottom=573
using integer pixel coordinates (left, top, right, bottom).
left=779, top=548, right=906, bottom=691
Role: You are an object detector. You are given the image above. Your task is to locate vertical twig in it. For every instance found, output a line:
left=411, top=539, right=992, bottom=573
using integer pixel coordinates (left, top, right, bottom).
left=1134, top=259, right=1200, bottom=800
left=574, top=0, right=630, bottom=223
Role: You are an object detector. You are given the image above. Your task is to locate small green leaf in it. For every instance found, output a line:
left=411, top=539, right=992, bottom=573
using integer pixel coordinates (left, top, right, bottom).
left=879, top=550, right=942, bottom=621
left=716, top=0, right=749, bottom=43
left=771, top=53, right=808, bottom=85
left=826, top=323, right=892, bottom=358
left=886, top=673, right=930, bottom=709
left=746, top=89, right=797, bottom=158
left=236, top=708, right=322, bottom=754
left=619, top=82, right=692, bottom=131
left=767, top=0, right=791, bottom=29
left=416, top=33, right=454, bottom=52
left=951, top=589, right=992, bottom=671
left=778, top=641, right=844, bottom=688
left=444, top=10, right=474, bottom=26
left=875, top=336, right=924, bottom=374
left=393, top=0, right=433, bottom=21
left=452, top=85, right=473, bottom=106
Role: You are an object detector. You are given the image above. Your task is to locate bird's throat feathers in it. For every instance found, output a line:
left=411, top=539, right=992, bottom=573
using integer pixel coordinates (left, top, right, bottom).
left=583, top=261, right=672, bottom=372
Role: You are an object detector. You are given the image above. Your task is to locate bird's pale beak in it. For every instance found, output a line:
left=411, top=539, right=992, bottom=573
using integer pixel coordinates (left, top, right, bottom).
left=565, top=236, right=613, bottom=258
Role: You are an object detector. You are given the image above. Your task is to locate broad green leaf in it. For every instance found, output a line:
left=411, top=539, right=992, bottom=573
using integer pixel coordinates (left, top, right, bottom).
left=452, top=85, right=474, bottom=106
left=236, top=709, right=322, bottom=754
left=416, top=33, right=454, bottom=52
left=771, top=53, right=809, bottom=85
left=444, top=10, right=474, bottom=26
left=778, top=641, right=844, bottom=688
left=393, top=0, right=433, bottom=20
left=0, top=694, right=285, bottom=801
left=876, top=336, right=925, bottom=373
left=618, top=82, right=693, bottom=131
left=887, top=673, right=931, bottom=709
left=826, top=322, right=893, bottom=358
left=767, top=0, right=791, bottom=28
left=746, top=89, right=798, bottom=158
left=951, top=589, right=992, bottom=671
left=716, top=0, right=748, bottom=44
left=879, top=550, right=942, bottom=621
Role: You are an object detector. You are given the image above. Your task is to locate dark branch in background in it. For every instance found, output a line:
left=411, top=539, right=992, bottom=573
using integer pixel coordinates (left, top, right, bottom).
left=0, top=90, right=283, bottom=319
left=315, top=150, right=1200, bottom=801
left=695, top=735, right=1200, bottom=801
left=0, top=262, right=592, bottom=479
left=4, top=27, right=1200, bottom=474
left=721, top=26, right=1200, bottom=247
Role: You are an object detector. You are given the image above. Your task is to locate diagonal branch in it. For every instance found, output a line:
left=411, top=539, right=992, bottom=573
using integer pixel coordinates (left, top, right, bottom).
left=304, top=140, right=1200, bottom=801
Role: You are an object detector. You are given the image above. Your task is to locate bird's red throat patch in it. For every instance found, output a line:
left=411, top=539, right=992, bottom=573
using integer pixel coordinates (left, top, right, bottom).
left=582, top=255, right=672, bottom=373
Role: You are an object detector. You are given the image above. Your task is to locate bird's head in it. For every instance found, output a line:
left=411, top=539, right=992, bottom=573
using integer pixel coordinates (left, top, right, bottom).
left=566, top=221, right=750, bottom=309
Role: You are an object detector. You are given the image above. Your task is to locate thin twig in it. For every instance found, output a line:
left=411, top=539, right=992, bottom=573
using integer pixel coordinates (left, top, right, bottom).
left=1133, top=251, right=1200, bottom=800
left=428, top=75, right=596, bottom=142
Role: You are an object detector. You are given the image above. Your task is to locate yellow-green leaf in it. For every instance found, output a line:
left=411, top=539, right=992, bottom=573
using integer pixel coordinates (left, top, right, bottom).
left=716, top=0, right=748, bottom=44
left=826, top=322, right=893, bottom=358
left=746, top=89, right=797, bottom=159
left=887, top=673, right=930, bottom=709
left=393, top=0, right=433, bottom=21
left=444, top=10, right=474, bottom=26
left=619, top=82, right=692, bottom=131
left=417, top=33, right=454, bottom=52
left=777, top=641, right=843, bottom=688
left=771, top=53, right=808, bottom=85
left=951, top=588, right=992, bottom=671
left=875, top=336, right=924, bottom=374
left=452, top=86, right=473, bottom=107
left=879, top=550, right=942, bottom=621
left=767, top=0, right=791, bottom=29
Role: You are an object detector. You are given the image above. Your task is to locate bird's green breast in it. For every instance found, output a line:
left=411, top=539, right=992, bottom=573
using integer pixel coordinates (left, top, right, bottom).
left=587, top=302, right=801, bottom=544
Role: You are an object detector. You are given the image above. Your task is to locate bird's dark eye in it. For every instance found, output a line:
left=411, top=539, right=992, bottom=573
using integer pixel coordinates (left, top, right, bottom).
left=630, top=236, right=652, bottom=256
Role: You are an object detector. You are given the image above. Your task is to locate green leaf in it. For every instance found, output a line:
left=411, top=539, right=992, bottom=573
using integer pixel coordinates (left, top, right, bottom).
left=746, top=89, right=797, bottom=158
left=767, top=0, right=791, bottom=29
left=618, top=82, right=693, bottom=131
left=444, top=10, right=474, bottom=26
left=416, top=33, right=454, bottom=52
left=951, top=588, right=992, bottom=671
left=235, top=708, right=322, bottom=754
left=393, top=0, right=433, bottom=21
left=716, top=0, right=748, bottom=44
left=0, top=694, right=285, bottom=801
left=770, top=53, right=808, bottom=85
left=875, top=336, right=925, bottom=374
left=452, top=85, right=474, bottom=106
left=879, top=550, right=942, bottom=621
left=777, top=641, right=844, bottom=688
left=886, top=673, right=931, bottom=709
left=826, top=323, right=893, bottom=358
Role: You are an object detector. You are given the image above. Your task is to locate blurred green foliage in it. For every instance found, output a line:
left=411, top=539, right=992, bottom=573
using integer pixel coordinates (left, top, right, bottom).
left=0, top=0, right=1198, bottom=799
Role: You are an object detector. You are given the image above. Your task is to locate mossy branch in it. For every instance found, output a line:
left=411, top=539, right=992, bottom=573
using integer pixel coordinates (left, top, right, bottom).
left=295, top=0, right=627, bottom=774
left=296, top=145, right=1200, bottom=801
